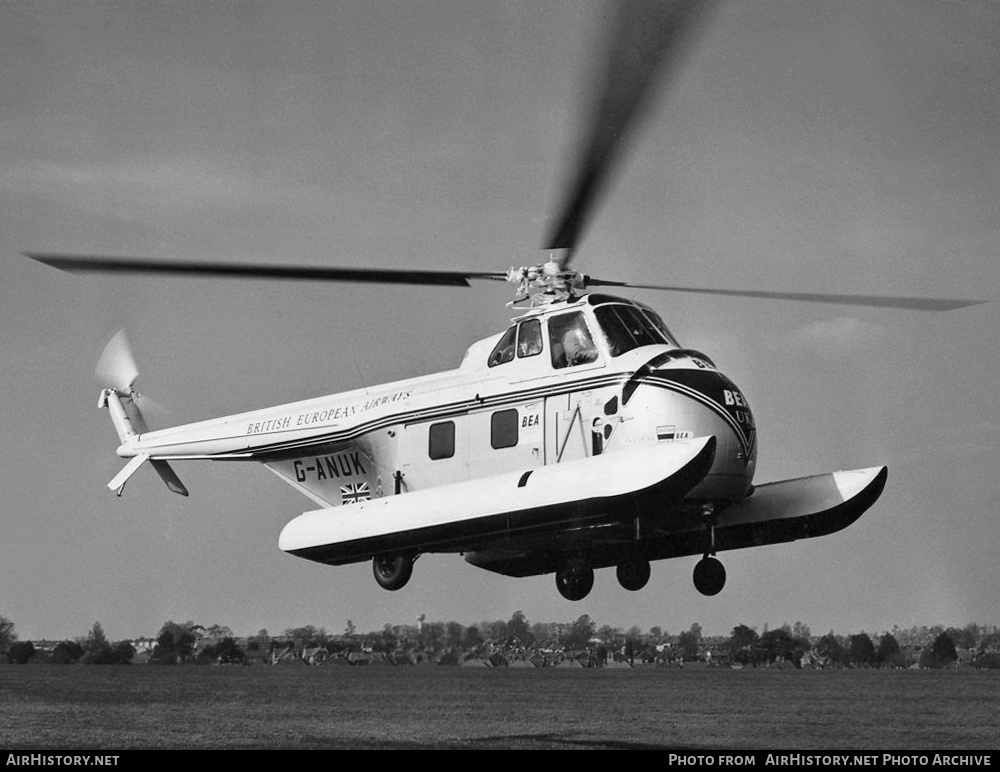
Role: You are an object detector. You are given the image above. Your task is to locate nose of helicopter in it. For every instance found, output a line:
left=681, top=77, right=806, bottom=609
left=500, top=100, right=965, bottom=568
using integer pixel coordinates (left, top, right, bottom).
left=626, top=360, right=757, bottom=503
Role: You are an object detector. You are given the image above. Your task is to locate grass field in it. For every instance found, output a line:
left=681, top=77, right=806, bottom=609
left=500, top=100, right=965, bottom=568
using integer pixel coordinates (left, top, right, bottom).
left=0, top=664, right=996, bottom=750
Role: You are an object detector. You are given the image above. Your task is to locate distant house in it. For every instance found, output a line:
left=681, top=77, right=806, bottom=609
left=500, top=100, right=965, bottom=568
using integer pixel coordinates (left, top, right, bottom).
left=301, top=646, right=329, bottom=665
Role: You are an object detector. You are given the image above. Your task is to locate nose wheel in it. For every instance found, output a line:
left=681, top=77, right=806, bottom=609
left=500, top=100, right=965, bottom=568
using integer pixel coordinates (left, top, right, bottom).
left=693, top=503, right=726, bottom=596
left=693, top=554, right=726, bottom=596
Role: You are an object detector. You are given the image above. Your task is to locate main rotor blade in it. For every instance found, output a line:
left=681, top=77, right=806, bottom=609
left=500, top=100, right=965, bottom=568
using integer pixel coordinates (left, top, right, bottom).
left=24, top=253, right=508, bottom=287
left=586, top=279, right=987, bottom=311
left=545, top=0, right=715, bottom=262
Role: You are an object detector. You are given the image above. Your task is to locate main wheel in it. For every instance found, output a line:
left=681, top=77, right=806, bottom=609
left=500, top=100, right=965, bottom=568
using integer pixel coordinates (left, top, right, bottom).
left=372, top=553, right=413, bottom=591
left=693, top=555, right=726, bottom=596
left=616, top=554, right=651, bottom=591
left=555, top=562, right=594, bottom=601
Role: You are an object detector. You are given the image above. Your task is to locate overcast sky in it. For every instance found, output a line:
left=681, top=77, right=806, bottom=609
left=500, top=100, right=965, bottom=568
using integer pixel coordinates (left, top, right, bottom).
left=2, top=0, right=998, bottom=642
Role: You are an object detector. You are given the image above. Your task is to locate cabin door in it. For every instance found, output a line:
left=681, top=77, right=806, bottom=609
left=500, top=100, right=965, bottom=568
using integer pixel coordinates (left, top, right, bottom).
left=544, top=389, right=601, bottom=465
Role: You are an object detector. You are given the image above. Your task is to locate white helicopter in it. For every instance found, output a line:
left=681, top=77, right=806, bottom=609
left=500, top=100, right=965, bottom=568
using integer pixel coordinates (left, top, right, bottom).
left=26, top=1, right=983, bottom=602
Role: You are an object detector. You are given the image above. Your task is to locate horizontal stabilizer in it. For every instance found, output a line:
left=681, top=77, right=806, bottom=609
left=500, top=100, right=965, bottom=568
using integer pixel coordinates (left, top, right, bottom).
left=150, top=459, right=189, bottom=496
left=107, top=454, right=149, bottom=494
left=106, top=454, right=189, bottom=496
left=279, top=436, right=716, bottom=565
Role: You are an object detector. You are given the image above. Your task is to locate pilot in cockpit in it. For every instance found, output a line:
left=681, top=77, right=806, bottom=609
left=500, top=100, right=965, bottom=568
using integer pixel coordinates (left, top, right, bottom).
left=561, top=324, right=597, bottom=367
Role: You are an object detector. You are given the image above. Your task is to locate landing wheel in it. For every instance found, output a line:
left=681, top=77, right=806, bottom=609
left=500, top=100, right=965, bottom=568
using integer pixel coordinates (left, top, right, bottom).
left=616, top=554, right=651, bottom=591
left=693, top=555, right=726, bottom=596
left=555, top=557, right=594, bottom=601
left=372, top=553, right=414, bottom=591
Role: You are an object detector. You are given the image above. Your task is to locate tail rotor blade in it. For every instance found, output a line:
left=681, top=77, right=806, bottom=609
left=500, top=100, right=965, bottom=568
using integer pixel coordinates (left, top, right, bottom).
left=95, top=330, right=139, bottom=391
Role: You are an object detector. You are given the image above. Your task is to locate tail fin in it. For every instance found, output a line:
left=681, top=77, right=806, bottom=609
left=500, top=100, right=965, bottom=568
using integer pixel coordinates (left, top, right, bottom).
left=96, top=331, right=188, bottom=497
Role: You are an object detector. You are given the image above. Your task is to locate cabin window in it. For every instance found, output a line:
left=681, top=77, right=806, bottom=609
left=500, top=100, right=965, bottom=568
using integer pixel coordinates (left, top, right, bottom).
left=428, top=421, right=455, bottom=460
left=548, top=311, right=598, bottom=369
left=491, top=409, right=519, bottom=449
left=487, top=326, right=517, bottom=368
left=517, top=319, right=543, bottom=359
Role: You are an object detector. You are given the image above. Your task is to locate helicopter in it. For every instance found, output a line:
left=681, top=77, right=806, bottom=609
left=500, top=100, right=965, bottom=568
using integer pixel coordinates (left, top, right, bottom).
left=24, top=0, right=985, bottom=603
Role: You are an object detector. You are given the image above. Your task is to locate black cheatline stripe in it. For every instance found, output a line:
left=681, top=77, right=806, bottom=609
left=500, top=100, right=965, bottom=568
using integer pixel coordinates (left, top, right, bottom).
left=644, top=376, right=755, bottom=458
left=204, top=372, right=630, bottom=458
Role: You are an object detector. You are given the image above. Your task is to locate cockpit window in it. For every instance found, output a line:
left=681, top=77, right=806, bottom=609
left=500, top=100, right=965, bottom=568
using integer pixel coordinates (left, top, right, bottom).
left=549, top=311, right=598, bottom=369
left=517, top=318, right=542, bottom=359
left=488, top=326, right=516, bottom=368
left=595, top=304, right=672, bottom=357
left=640, top=308, right=678, bottom=346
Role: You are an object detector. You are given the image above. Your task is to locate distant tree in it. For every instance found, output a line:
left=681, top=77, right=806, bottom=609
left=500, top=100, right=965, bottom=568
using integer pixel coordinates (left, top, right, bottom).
left=875, top=633, right=906, bottom=668
left=596, top=625, right=624, bottom=650
left=815, top=632, right=847, bottom=667
left=933, top=632, right=958, bottom=665
left=204, top=624, right=234, bottom=639
left=677, top=623, right=703, bottom=662
left=562, top=615, right=596, bottom=651
left=84, top=621, right=108, bottom=653
left=445, top=621, right=464, bottom=650
left=201, top=636, right=246, bottom=664
left=419, top=621, right=445, bottom=653
left=944, top=626, right=975, bottom=650
left=151, top=621, right=198, bottom=664
left=51, top=640, right=85, bottom=664
left=344, top=620, right=357, bottom=638
left=109, top=641, right=136, bottom=664
left=480, top=619, right=507, bottom=643
left=7, top=640, right=36, bottom=664
left=0, top=615, right=16, bottom=655
left=920, top=632, right=958, bottom=669
left=648, top=626, right=664, bottom=642
left=759, top=628, right=800, bottom=665
left=462, top=625, right=483, bottom=652
left=791, top=621, right=811, bottom=643
left=376, top=623, right=398, bottom=653
left=977, top=631, right=1000, bottom=653
left=531, top=621, right=563, bottom=647
left=83, top=638, right=134, bottom=665
left=728, top=624, right=759, bottom=665
left=848, top=633, right=876, bottom=668
left=284, top=625, right=326, bottom=651
left=150, top=630, right=178, bottom=664
left=506, top=611, right=534, bottom=647
left=971, top=650, right=1000, bottom=669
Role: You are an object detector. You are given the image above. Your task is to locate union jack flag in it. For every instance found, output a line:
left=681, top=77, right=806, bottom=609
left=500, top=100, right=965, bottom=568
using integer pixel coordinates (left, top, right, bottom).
left=341, top=482, right=370, bottom=505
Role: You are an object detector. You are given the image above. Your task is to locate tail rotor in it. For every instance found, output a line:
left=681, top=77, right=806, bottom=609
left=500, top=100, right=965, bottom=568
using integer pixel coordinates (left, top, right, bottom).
left=96, top=329, right=139, bottom=394
left=95, top=329, right=187, bottom=497
left=95, top=330, right=168, bottom=427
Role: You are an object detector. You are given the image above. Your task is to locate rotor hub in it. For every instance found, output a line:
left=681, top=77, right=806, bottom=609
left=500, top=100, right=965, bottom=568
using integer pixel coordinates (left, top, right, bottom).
left=506, top=256, right=588, bottom=306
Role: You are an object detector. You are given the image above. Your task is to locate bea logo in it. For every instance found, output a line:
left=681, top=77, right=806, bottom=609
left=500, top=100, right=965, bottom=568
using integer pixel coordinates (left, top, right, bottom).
left=723, top=389, right=747, bottom=408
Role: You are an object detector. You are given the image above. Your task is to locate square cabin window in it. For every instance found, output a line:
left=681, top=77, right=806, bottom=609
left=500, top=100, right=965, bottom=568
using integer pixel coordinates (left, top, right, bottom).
left=428, top=421, right=455, bottom=460
left=491, top=409, right=519, bottom=449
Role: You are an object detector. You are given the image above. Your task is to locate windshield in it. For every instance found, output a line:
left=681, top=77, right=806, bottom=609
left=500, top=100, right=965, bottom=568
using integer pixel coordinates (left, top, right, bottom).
left=595, top=304, right=674, bottom=357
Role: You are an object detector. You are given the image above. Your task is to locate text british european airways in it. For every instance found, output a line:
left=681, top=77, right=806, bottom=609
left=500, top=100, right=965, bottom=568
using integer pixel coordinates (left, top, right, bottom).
left=245, top=390, right=410, bottom=436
